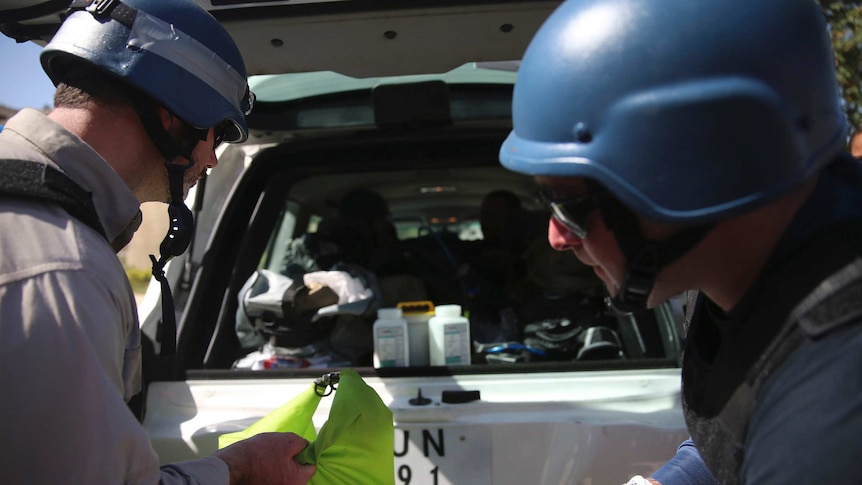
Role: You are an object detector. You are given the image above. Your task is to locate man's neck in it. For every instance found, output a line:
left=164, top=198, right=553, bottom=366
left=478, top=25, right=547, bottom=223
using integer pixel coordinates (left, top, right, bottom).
left=689, top=180, right=818, bottom=312
left=48, top=104, right=163, bottom=203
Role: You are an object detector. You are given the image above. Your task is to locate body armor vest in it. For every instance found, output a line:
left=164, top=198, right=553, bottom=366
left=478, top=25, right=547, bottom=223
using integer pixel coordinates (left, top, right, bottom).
left=681, top=223, right=862, bottom=484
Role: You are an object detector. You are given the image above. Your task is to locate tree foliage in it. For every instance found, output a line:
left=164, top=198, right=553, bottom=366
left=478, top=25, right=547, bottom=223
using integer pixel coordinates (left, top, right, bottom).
left=818, top=0, right=862, bottom=132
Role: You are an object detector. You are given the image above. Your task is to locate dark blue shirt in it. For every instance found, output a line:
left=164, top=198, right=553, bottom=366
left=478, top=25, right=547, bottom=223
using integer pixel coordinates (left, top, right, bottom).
left=653, top=155, right=862, bottom=485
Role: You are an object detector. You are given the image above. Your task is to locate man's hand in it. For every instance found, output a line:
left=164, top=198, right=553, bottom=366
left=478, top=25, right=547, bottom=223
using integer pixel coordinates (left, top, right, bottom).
left=215, top=432, right=317, bottom=485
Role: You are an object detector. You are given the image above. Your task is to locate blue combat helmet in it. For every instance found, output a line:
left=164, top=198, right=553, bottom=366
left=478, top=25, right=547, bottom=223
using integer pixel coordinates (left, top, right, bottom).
left=41, top=0, right=253, bottom=143
left=500, top=0, right=847, bottom=312
left=501, top=0, right=846, bottom=224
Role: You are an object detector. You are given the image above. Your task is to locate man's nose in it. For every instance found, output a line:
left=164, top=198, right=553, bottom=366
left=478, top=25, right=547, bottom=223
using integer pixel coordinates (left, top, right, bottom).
left=206, top=148, right=219, bottom=170
left=547, top=217, right=583, bottom=251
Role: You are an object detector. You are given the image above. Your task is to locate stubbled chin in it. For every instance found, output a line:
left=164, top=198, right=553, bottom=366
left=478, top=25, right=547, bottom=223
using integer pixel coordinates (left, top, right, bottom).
left=593, top=266, right=620, bottom=296
left=181, top=178, right=199, bottom=199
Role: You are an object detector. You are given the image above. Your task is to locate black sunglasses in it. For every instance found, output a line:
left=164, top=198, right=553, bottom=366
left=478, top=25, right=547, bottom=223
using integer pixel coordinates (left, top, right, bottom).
left=193, top=122, right=229, bottom=150
left=538, top=187, right=610, bottom=239
left=212, top=123, right=228, bottom=150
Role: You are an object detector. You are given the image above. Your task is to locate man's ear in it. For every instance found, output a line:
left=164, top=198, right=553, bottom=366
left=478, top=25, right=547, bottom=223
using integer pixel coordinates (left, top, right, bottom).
left=157, top=106, right=174, bottom=131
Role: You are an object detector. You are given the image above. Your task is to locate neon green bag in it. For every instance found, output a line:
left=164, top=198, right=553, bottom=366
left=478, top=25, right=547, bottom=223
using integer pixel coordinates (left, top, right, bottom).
left=218, top=369, right=394, bottom=485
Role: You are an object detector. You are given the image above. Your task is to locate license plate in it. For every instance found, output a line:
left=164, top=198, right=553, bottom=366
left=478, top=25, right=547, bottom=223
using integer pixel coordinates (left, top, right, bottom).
left=394, top=425, right=491, bottom=485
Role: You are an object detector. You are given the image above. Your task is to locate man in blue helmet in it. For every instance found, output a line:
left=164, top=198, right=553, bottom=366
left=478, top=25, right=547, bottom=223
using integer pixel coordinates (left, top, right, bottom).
left=501, top=0, right=862, bottom=484
left=0, top=1, right=315, bottom=483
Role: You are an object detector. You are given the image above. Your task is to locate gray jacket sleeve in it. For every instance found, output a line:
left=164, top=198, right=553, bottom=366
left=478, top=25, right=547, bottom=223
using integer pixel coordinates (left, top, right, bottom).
left=0, top=268, right=230, bottom=484
left=160, top=457, right=231, bottom=484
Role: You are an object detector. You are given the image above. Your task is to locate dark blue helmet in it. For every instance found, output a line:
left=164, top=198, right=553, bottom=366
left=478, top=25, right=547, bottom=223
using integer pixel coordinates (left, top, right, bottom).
left=501, top=0, right=846, bottom=223
left=41, top=0, right=253, bottom=143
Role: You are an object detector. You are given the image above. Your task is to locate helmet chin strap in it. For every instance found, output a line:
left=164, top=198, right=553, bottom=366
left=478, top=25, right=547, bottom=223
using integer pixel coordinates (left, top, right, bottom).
left=147, top=161, right=194, bottom=361
left=598, top=197, right=715, bottom=314
left=133, top=96, right=201, bottom=363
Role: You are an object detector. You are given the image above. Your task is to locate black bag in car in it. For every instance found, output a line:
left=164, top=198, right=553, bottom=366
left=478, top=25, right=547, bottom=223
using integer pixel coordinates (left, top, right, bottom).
left=523, top=318, right=624, bottom=361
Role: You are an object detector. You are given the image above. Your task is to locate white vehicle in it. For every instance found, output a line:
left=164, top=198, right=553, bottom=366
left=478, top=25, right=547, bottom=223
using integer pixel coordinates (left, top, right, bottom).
left=3, top=2, right=688, bottom=483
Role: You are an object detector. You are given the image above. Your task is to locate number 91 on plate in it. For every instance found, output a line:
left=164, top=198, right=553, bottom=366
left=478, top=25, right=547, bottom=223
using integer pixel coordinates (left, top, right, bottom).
left=393, top=425, right=491, bottom=485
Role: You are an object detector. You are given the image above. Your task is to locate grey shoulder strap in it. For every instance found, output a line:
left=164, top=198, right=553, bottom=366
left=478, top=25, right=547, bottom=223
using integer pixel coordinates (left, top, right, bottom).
left=0, top=158, right=107, bottom=241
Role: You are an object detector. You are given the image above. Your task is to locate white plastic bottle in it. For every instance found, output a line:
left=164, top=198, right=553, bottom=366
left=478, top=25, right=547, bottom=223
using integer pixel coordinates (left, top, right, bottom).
left=398, top=300, right=435, bottom=366
left=428, top=304, right=471, bottom=366
left=373, top=308, right=410, bottom=368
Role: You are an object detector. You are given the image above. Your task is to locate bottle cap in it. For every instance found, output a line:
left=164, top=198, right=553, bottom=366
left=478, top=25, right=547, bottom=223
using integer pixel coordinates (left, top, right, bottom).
left=434, top=304, right=462, bottom=317
left=377, top=307, right=403, bottom=320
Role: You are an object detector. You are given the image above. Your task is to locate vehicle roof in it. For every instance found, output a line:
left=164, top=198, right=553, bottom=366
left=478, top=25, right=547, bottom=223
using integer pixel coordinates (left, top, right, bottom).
left=1, top=1, right=560, bottom=78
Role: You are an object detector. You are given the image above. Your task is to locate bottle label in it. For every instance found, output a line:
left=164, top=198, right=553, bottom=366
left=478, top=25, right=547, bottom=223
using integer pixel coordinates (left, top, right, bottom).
left=443, top=323, right=469, bottom=364
left=376, top=326, right=406, bottom=367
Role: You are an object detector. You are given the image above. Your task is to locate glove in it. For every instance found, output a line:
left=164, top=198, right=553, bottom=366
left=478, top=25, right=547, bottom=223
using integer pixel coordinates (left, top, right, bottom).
left=624, top=476, right=660, bottom=485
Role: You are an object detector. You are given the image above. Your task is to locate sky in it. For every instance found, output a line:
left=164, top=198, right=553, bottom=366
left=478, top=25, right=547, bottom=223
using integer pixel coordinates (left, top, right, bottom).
left=0, top=35, right=57, bottom=111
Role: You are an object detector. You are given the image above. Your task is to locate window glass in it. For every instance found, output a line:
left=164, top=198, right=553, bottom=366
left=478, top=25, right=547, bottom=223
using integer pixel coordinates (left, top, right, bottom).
left=229, top=167, right=682, bottom=372
left=393, top=219, right=482, bottom=242
left=261, top=201, right=299, bottom=272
